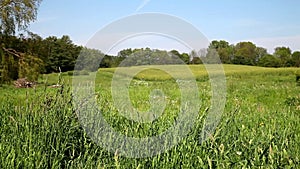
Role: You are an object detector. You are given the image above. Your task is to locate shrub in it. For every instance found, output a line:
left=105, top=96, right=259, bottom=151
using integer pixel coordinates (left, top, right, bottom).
left=67, top=71, right=74, bottom=76
left=80, top=70, right=89, bottom=75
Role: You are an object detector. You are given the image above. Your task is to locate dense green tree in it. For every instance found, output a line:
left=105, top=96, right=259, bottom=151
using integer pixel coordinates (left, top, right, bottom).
left=100, top=54, right=115, bottom=68
left=0, top=34, right=44, bottom=82
left=191, top=56, right=202, bottom=64
left=274, top=47, right=292, bottom=66
left=0, top=0, right=42, bottom=35
left=218, top=47, right=232, bottom=64
left=255, top=47, right=268, bottom=61
left=76, top=47, right=104, bottom=71
left=0, top=0, right=42, bottom=83
left=180, top=53, right=190, bottom=64
left=232, top=42, right=257, bottom=65
left=291, top=51, right=300, bottom=67
left=169, top=50, right=189, bottom=64
left=44, top=35, right=82, bottom=72
left=118, top=48, right=133, bottom=58
left=258, top=54, right=281, bottom=68
left=207, top=40, right=233, bottom=64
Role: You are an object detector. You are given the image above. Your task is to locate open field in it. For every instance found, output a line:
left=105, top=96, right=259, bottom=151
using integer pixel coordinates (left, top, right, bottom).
left=0, top=64, right=300, bottom=168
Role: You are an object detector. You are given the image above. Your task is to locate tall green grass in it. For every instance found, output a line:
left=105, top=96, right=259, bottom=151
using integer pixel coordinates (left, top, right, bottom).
left=0, top=65, right=299, bottom=168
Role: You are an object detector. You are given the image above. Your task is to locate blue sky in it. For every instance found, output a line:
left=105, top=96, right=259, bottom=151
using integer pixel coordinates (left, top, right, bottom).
left=29, top=0, right=300, bottom=54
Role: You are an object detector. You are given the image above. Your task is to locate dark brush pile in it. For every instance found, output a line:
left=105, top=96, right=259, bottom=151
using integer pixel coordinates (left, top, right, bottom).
left=14, top=78, right=35, bottom=88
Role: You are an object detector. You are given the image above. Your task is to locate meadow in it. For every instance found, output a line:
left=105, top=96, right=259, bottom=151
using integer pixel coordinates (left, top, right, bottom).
left=0, top=64, right=299, bottom=168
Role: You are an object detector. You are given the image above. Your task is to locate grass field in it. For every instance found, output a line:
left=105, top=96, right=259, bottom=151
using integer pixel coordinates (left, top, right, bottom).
left=0, top=64, right=300, bottom=168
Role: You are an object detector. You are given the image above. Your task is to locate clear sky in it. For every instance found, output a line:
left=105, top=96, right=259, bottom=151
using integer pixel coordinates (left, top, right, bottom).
left=29, top=0, right=300, bottom=54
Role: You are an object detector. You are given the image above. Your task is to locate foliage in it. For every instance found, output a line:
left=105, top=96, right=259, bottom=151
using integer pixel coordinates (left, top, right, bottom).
left=207, top=40, right=232, bottom=64
left=0, top=0, right=43, bottom=83
left=232, top=42, right=258, bottom=65
left=43, top=35, right=82, bottom=73
left=0, top=34, right=82, bottom=83
left=274, top=47, right=292, bottom=67
left=0, top=35, right=44, bottom=82
left=18, top=53, right=44, bottom=81
left=292, top=51, right=300, bottom=67
left=258, top=54, right=281, bottom=68
left=2, top=34, right=300, bottom=85
left=75, top=47, right=104, bottom=71
left=0, top=0, right=42, bottom=35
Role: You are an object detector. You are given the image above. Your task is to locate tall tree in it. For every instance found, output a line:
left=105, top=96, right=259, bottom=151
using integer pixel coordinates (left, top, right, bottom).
left=232, top=42, right=257, bottom=65
left=169, top=50, right=189, bottom=64
left=208, top=40, right=232, bottom=64
left=118, top=48, right=133, bottom=58
left=0, top=0, right=42, bottom=35
left=0, top=0, right=42, bottom=83
left=274, top=47, right=292, bottom=66
left=255, top=47, right=268, bottom=61
left=292, top=51, right=300, bottom=67
left=43, top=35, right=82, bottom=73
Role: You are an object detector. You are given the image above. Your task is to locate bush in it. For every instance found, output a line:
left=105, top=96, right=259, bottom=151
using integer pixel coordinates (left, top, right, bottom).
left=67, top=71, right=74, bottom=76
left=80, top=70, right=89, bottom=75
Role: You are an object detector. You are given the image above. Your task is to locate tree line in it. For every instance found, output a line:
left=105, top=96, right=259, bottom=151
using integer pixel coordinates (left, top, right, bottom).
left=1, top=34, right=300, bottom=84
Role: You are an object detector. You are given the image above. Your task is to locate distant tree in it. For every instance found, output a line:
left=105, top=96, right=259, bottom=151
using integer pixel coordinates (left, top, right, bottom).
left=291, top=51, right=300, bottom=67
left=232, top=42, right=257, bottom=65
left=76, top=47, right=104, bottom=71
left=206, top=48, right=221, bottom=64
left=274, top=47, right=292, bottom=67
left=44, top=35, right=82, bottom=72
left=210, top=40, right=229, bottom=49
left=208, top=40, right=233, bottom=64
left=191, top=56, right=202, bottom=64
left=189, top=50, right=199, bottom=64
left=118, top=48, right=133, bottom=57
left=150, top=49, right=171, bottom=65
left=255, top=47, right=268, bottom=61
left=99, top=55, right=113, bottom=68
left=169, top=50, right=189, bottom=64
left=181, top=53, right=190, bottom=64
left=258, top=54, right=281, bottom=68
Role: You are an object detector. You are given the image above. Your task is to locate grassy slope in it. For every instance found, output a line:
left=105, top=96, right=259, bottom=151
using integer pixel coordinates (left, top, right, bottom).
left=35, top=64, right=299, bottom=85
left=0, top=64, right=299, bottom=168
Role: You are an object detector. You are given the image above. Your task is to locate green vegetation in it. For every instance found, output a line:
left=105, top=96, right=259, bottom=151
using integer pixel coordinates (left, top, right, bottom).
left=0, top=2, right=299, bottom=168
left=2, top=34, right=300, bottom=85
left=0, top=65, right=299, bottom=168
left=0, top=0, right=41, bottom=35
